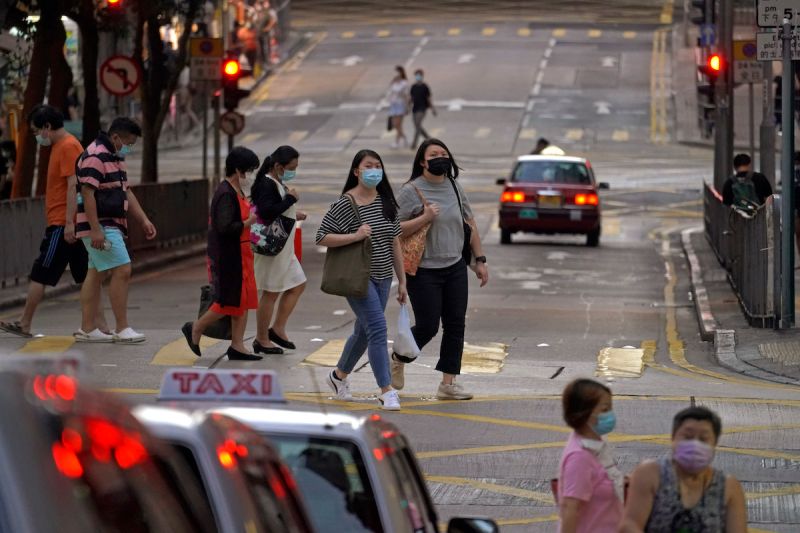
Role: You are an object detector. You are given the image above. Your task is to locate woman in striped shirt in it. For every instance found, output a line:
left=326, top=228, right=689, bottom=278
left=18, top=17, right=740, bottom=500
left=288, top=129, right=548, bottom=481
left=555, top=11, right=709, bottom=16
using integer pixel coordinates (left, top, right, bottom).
left=316, top=149, right=407, bottom=410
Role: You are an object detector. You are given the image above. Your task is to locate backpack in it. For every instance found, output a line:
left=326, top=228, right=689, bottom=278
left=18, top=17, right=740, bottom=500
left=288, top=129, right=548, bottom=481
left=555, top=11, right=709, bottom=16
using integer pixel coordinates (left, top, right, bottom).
left=731, top=172, right=759, bottom=217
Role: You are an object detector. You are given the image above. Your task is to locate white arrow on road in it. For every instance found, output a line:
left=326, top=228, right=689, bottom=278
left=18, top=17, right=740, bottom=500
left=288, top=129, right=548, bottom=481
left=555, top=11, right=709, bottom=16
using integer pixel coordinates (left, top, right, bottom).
left=457, top=53, right=475, bottom=64
left=329, top=55, right=363, bottom=67
left=295, top=100, right=316, bottom=115
left=594, top=101, right=612, bottom=115
left=601, top=56, right=618, bottom=68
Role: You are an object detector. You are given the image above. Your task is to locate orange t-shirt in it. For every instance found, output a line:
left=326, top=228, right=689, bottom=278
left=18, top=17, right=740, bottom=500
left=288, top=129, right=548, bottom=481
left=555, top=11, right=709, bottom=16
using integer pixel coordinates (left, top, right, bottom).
left=46, top=134, right=84, bottom=226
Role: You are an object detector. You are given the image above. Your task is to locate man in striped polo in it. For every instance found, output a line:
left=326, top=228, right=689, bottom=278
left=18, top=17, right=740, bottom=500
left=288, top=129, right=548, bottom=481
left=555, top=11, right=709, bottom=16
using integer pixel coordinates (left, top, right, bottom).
left=74, top=117, right=157, bottom=343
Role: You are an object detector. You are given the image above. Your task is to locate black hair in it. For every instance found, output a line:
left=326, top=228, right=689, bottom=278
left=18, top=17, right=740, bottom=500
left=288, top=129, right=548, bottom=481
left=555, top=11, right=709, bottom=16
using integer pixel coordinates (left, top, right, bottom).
left=0, top=141, right=16, bottom=161
left=414, top=68, right=424, bottom=76
left=256, top=145, right=300, bottom=180
left=342, top=149, right=397, bottom=221
left=409, top=138, right=460, bottom=181
left=733, top=153, right=751, bottom=168
left=108, top=117, right=142, bottom=137
left=536, top=137, right=549, bottom=146
left=562, top=378, right=612, bottom=431
left=395, top=65, right=407, bottom=80
left=28, top=104, right=64, bottom=130
left=225, top=146, right=260, bottom=177
left=794, top=151, right=800, bottom=164
left=672, top=406, right=722, bottom=441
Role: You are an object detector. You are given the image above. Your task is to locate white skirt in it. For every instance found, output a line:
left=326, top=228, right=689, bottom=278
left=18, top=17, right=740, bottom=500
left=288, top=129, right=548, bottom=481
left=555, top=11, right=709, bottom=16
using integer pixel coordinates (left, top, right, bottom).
left=254, top=232, right=307, bottom=292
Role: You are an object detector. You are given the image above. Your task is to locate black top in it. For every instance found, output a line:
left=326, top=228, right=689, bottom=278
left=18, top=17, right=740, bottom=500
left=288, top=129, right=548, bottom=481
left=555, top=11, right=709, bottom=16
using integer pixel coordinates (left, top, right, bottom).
left=410, top=82, right=431, bottom=112
left=207, top=180, right=245, bottom=307
left=721, top=171, right=773, bottom=206
left=250, top=175, right=296, bottom=223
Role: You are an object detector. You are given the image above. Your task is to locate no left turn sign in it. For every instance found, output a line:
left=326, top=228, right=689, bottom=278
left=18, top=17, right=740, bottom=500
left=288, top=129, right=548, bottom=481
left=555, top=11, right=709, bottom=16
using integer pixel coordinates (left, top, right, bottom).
left=100, top=55, right=142, bottom=97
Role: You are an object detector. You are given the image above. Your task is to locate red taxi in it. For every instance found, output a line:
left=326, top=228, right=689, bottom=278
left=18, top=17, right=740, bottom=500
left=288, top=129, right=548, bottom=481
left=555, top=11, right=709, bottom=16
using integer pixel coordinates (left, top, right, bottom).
left=497, top=155, right=609, bottom=246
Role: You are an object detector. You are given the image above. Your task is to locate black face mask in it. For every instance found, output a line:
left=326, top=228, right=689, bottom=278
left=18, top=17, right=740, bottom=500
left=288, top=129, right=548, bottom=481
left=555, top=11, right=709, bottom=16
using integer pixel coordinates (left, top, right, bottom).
left=426, top=157, right=450, bottom=176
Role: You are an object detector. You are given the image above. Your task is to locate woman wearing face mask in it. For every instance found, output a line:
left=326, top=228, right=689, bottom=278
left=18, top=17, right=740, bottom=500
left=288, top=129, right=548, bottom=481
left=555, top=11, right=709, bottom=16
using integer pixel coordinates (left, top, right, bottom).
left=392, top=138, right=489, bottom=400
left=316, top=149, right=407, bottom=410
left=388, top=65, right=410, bottom=149
left=250, top=145, right=307, bottom=355
left=182, top=147, right=261, bottom=361
left=557, top=378, right=623, bottom=533
left=620, top=406, right=746, bottom=533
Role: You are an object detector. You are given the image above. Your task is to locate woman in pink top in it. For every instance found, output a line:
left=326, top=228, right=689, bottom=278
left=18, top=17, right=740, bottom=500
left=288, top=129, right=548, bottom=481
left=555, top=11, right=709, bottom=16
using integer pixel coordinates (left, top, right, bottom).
left=558, top=378, right=623, bottom=533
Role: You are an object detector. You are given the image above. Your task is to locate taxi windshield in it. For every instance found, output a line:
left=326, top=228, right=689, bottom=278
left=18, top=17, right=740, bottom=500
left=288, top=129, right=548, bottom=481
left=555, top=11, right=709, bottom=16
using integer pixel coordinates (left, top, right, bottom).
left=268, top=434, right=382, bottom=533
left=514, top=161, right=590, bottom=184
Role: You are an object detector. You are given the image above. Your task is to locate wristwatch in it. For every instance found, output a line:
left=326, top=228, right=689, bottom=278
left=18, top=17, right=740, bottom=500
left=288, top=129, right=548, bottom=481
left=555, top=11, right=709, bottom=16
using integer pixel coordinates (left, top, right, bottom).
left=474, top=256, right=487, bottom=264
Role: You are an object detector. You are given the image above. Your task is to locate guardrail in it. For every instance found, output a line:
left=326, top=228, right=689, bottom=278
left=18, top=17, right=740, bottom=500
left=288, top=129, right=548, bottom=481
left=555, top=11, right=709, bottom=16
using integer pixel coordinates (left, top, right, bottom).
left=704, top=182, right=781, bottom=327
left=0, top=179, right=209, bottom=289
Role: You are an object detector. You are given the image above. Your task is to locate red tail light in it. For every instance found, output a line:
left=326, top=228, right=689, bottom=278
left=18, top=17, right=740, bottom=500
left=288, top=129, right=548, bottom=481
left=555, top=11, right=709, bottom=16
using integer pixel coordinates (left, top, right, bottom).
left=269, top=475, right=287, bottom=499
left=372, top=448, right=385, bottom=461
left=501, top=190, right=526, bottom=203
left=574, top=193, right=599, bottom=206
left=52, top=442, right=83, bottom=478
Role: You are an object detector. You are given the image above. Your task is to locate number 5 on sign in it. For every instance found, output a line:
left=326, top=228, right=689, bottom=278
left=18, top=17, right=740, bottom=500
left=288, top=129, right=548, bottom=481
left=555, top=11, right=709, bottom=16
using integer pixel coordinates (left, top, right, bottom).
left=757, top=0, right=800, bottom=28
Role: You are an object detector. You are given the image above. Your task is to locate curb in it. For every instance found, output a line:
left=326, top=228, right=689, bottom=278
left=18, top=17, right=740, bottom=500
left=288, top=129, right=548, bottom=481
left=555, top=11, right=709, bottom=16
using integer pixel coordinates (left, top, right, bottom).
left=0, top=242, right=207, bottom=312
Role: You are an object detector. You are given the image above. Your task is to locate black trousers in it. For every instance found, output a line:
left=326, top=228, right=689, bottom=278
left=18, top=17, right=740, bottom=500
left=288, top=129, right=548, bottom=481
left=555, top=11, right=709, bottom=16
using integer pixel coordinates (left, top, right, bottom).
left=406, top=259, right=468, bottom=375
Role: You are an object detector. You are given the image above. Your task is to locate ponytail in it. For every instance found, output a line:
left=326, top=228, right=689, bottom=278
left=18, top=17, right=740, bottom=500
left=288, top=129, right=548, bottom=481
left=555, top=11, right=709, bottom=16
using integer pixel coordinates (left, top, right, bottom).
left=256, top=145, right=300, bottom=180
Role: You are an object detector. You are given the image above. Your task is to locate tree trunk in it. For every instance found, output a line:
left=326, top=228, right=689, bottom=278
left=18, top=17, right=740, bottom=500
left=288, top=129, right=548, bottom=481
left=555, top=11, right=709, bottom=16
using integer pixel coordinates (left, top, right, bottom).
left=35, top=19, right=71, bottom=196
left=72, top=0, right=101, bottom=146
left=11, top=2, right=57, bottom=198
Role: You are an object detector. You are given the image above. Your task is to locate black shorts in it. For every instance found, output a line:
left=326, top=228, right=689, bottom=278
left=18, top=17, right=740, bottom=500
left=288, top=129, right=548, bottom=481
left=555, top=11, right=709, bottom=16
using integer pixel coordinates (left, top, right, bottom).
left=29, top=225, right=88, bottom=286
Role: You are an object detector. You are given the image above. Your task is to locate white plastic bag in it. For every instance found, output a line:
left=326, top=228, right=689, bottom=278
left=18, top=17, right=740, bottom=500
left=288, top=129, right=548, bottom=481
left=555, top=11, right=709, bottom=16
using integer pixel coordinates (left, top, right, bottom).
left=393, top=304, right=420, bottom=358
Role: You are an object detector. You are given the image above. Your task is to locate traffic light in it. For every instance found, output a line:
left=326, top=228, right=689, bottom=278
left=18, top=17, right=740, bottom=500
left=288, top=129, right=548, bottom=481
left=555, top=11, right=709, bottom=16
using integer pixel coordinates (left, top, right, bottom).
left=690, top=0, right=714, bottom=26
left=105, top=0, right=124, bottom=12
left=222, top=56, right=251, bottom=111
left=699, top=53, right=723, bottom=84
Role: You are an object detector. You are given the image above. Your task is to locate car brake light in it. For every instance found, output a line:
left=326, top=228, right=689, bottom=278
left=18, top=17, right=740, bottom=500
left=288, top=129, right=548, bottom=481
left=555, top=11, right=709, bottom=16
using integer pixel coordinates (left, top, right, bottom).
left=52, top=442, right=83, bottom=478
left=574, top=193, right=598, bottom=206
left=218, top=447, right=237, bottom=469
left=269, top=475, right=287, bottom=499
left=501, top=190, right=525, bottom=203
left=372, top=448, right=385, bottom=461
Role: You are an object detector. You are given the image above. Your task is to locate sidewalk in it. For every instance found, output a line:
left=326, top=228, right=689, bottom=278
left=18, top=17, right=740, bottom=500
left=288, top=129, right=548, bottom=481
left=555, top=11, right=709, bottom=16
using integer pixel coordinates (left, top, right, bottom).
left=682, top=227, right=800, bottom=385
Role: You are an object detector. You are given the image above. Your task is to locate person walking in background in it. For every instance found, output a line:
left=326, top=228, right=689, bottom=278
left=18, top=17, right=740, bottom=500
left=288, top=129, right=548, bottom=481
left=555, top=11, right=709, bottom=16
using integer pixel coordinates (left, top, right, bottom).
left=0, top=105, right=106, bottom=338
left=530, top=137, right=550, bottom=154
left=388, top=66, right=410, bottom=148
left=316, top=149, right=407, bottom=410
left=251, top=145, right=307, bottom=355
left=557, top=378, right=623, bottom=533
left=393, top=138, right=489, bottom=400
left=182, top=147, right=262, bottom=361
left=721, top=153, right=772, bottom=209
left=620, top=406, right=747, bottom=533
left=74, top=117, right=155, bottom=343
left=410, top=69, right=436, bottom=149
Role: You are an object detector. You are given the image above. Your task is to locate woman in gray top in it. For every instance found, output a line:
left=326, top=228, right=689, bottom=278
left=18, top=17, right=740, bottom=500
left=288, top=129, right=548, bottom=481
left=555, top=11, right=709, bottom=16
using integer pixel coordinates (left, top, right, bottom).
left=621, top=406, right=746, bottom=533
left=392, top=138, right=489, bottom=400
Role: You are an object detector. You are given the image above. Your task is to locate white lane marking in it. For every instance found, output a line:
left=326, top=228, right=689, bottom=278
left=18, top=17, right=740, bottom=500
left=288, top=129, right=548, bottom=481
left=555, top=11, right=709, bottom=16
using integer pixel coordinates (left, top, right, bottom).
left=474, top=127, right=491, bottom=139
left=594, top=101, right=612, bottom=115
left=457, top=53, right=475, bottom=64
left=333, top=310, right=347, bottom=316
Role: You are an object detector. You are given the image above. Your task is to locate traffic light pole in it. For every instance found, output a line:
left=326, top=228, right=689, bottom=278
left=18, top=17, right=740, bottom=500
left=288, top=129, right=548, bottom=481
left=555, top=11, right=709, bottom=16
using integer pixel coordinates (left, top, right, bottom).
left=761, top=61, right=776, bottom=189
left=780, top=19, right=795, bottom=328
left=214, top=92, right=221, bottom=190
left=713, top=0, right=733, bottom=192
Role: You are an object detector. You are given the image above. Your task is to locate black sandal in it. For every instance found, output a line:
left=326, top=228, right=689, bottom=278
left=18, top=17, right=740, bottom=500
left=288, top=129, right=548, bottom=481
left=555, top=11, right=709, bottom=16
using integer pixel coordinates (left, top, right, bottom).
left=227, top=347, right=263, bottom=361
left=182, top=322, right=201, bottom=356
left=269, top=328, right=295, bottom=350
left=253, top=339, right=284, bottom=355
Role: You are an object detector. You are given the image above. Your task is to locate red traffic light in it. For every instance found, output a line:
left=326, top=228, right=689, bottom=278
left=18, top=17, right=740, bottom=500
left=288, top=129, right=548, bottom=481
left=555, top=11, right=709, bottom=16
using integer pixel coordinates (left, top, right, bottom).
left=707, top=53, right=722, bottom=73
left=108, top=0, right=121, bottom=4
left=223, top=59, right=240, bottom=78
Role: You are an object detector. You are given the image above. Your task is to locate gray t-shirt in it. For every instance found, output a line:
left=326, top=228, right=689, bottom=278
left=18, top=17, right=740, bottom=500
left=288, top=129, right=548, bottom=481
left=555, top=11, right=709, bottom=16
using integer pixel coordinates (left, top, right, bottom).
left=397, top=177, right=473, bottom=269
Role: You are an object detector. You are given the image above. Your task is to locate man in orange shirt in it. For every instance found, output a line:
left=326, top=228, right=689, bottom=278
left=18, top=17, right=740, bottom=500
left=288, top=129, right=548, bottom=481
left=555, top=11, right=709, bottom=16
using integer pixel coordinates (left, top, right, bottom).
left=0, top=105, right=106, bottom=337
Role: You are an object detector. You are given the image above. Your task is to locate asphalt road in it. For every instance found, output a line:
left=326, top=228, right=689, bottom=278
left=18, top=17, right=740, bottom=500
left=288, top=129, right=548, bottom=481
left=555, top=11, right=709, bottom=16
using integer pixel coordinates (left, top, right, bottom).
left=4, top=3, right=800, bottom=531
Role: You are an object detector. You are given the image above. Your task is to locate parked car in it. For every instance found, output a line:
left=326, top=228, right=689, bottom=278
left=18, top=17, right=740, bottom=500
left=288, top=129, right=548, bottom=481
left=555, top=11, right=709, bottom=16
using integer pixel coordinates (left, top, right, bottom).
left=497, top=154, right=609, bottom=246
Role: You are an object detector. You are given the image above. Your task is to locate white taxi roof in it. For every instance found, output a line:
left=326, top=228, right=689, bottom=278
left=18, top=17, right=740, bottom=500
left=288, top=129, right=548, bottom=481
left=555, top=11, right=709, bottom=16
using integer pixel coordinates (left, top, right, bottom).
left=517, top=155, right=587, bottom=164
left=209, top=406, right=370, bottom=439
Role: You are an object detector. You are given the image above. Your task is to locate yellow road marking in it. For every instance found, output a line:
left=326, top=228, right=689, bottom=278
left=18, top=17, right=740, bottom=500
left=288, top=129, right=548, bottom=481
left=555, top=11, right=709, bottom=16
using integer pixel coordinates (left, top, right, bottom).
left=552, top=28, right=566, bottom=37
left=482, top=27, right=496, bottom=37
left=288, top=130, right=308, bottom=142
left=412, top=28, right=426, bottom=36
left=519, top=128, right=537, bottom=140
left=474, top=127, right=492, bottom=139
left=650, top=29, right=669, bottom=144
left=341, top=31, right=355, bottom=39
left=103, top=388, right=159, bottom=395
left=565, top=128, right=584, bottom=141
left=603, top=216, right=621, bottom=236
left=448, top=28, right=461, bottom=36
left=623, top=31, right=637, bottom=39
left=660, top=0, right=675, bottom=24
left=612, top=129, right=630, bottom=142
left=429, top=127, right=445, bottom=137
left=150, top=336, right=222, bottom=366
left=426, top=474, right=554, bottom=504
left=376, top=29, right=391, bottom=37
left=335, top=128, right=352, bottom=141
left=588, top=29, right=602, bottom=38
left=517, top=28, right=531, bottom=37
left=596, top=346, right=645, bottom=378
left=240, top=132, right=262, bottom=143
left=18, top=336, right=74, bottom=353
left=496, top=514, right=559, bottom=526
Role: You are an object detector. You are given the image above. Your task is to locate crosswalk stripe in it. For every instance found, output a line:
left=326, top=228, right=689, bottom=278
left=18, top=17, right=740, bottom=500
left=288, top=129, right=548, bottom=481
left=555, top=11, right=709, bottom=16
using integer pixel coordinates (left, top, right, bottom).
left=612, top=130, right=630, bottom=142
left=335, top=128, right=352, bottom=141
left=565, top=129, right=584, bottom=141
left=519, top=128, right=537, bottom=140
left=241, top=132, right=263, bottom=143
left=289, top=130, right=308, bottom=142
left=474, top=127, right=491, bottom=139
left=18, top=336, right=74, bottom=354
left=381, top=129, right=394, bottom=139
left=482, top=27, right=497, bottom=36
left=588, top=29, right=602, bottom=38
left=430, top=127, right=445, bottom=137
left=623, top=31, right=637, bottom=39
left=603, top=216, right=621, bottom=237
left=412, top=28, right=426, bottom=36
left=151, top=336, right=222, bottom=366
left=341, top=31, right=355, bottom=39
left=552, top=28, right=566, bottom=37
left=448, top=28, right=461, bottom=36
left=376, top=30, right=391, bottom=37
left=517, top=28, right=532, bottom=37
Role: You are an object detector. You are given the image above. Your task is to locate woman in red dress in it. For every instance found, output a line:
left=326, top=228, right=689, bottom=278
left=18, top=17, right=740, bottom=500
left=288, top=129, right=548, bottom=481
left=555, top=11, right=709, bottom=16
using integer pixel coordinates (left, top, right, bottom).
left=182, top=147, right=261, bottom=360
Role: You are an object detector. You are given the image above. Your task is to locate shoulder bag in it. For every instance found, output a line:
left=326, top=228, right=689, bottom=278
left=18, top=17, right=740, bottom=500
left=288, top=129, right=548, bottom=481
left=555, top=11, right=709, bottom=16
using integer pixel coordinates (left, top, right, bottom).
left=320, top=194, right=372, bottom=298
left=448, top=178, right=473, bottom=265
left=250, top=211, right=295, bottom=256
left=399, top=184, right=431, bottom=275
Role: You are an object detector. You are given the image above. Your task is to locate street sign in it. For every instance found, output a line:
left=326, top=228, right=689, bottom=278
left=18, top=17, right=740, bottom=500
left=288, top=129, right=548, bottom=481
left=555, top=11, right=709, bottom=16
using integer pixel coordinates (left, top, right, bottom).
left=699, top=24, right=716, bottom=46
left=733, top=40, right=764, bottom=83
left=757, top=0, right=800, bottom=28
left=757, top=30, right=800, bottom=59
left=99, top=55, right=141, bottom=97
left=220, top=111, right=245, bottom=136
left=190, top=37, right=224, bottom=82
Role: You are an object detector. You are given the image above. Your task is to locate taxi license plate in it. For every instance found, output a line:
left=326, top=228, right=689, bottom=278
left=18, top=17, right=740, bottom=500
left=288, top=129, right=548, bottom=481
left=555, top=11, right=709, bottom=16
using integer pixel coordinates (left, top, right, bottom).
left=538, top=195, right=561, bottom=208
left=519, top=208, right=538, bottom=219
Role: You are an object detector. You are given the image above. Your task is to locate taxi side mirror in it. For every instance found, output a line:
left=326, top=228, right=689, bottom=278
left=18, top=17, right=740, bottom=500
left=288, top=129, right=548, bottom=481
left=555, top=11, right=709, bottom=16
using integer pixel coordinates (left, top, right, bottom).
left=496, top=178, right=506, bottom=185
left=447, top=517, right=499, bottom=533
left=598, top=182, right=610, bottom=190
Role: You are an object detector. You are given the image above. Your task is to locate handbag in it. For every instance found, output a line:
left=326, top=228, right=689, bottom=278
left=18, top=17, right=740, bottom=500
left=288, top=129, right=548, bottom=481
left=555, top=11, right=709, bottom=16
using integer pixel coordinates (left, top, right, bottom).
left=320, top=194, right=372, bottom=298
left=250, top=210, right=295, bottom=256
left=198, top=285, right=232, bottom=340
left=399, top=185, right=430, bottom=275
left=448, top=178, right=472, bottom=265
left=95, top=187, right=127, bottom=218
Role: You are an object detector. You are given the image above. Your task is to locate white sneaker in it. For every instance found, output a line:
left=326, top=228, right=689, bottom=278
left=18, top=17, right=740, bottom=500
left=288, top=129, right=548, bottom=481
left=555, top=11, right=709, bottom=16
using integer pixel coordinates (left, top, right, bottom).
left=73, top=328, right=114, bottom=343
left=112, top=327, right=146, bottom=344
left=326, top=369, right=353, bottom=401
left=379, top=389, right=401, bottom=411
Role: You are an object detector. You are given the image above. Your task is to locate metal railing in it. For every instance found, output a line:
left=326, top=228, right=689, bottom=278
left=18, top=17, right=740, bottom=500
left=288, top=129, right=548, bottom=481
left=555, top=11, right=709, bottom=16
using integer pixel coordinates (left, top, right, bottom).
left=0, top=179, right=209, bottom=289
left=704, top=182, right=781, bottom=327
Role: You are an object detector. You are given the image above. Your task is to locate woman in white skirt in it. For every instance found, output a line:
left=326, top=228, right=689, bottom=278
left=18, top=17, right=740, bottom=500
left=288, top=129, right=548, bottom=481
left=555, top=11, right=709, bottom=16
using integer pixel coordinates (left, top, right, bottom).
left=388, top=65, right=410, bottom=148
left=250, top=145, right=306, bottom=355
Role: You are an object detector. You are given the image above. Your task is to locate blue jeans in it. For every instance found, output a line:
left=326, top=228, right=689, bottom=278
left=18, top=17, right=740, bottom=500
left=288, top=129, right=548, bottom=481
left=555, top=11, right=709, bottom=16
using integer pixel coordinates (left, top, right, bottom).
left=336, top=277, right=392, bottom=388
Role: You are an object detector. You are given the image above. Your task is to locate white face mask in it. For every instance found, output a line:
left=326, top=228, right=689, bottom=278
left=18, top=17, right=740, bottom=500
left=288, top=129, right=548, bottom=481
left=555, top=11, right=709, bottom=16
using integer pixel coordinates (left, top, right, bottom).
left=239, top=171, right=253, bottom=196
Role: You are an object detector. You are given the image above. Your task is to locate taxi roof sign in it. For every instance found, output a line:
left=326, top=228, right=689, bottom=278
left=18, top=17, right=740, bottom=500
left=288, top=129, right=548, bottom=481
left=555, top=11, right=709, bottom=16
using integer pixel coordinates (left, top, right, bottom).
left=159, top=369, right=284, bottom=402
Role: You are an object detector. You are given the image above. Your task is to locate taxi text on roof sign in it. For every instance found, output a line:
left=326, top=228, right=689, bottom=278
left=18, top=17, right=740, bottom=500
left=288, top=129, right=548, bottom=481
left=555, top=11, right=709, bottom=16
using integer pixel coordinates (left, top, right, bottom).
left=159, top=369, right=285, bottom=402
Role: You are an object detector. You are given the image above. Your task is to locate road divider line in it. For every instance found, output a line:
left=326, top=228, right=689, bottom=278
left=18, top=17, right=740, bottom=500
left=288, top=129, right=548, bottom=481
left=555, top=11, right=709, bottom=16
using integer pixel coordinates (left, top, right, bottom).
left=18, top=336, right=74, bottom=353
left=151, top=336, right=223, bottom=366
left=426, top=474, right=554, bottom=504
